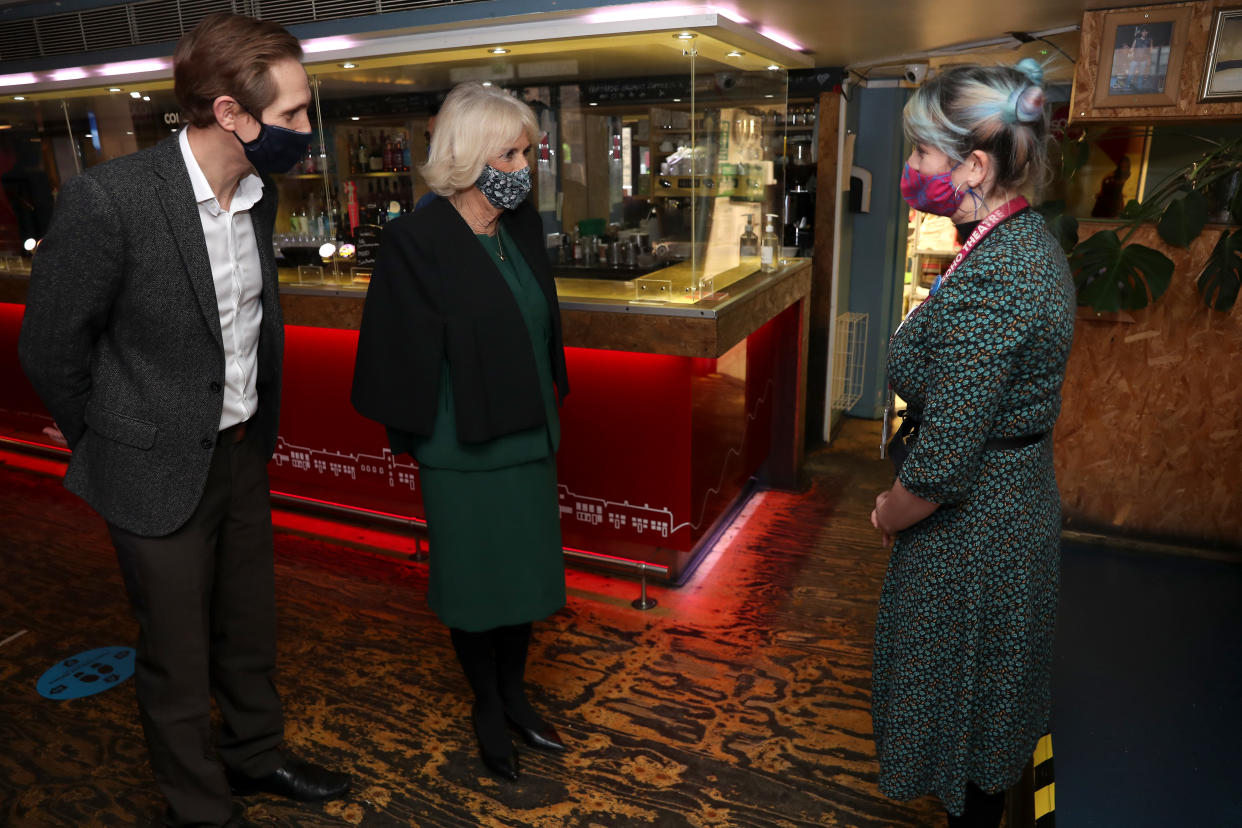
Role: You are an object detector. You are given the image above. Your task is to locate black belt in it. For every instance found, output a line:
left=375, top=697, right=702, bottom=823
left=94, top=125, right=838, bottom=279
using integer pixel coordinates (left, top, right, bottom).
left=898, top=412, right=1046, bottom=452
left=217, top=420, right=249, bottom=445
left=982, top=431, right=1047, bottom=451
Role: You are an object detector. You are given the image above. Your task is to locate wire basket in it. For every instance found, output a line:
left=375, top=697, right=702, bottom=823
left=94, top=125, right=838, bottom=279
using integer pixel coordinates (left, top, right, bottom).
left=831, top=312, right=868, bottom=411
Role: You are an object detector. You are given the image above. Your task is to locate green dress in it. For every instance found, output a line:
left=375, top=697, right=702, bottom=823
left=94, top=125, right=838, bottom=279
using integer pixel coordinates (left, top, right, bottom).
left=872, top=210, right=1076, bottom=815
left=414, top=225, right=565, bottom=632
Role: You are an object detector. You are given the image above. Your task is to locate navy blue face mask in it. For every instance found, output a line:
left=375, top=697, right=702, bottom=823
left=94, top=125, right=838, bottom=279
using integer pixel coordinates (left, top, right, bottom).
left=234, top=115, right=311, bottom=175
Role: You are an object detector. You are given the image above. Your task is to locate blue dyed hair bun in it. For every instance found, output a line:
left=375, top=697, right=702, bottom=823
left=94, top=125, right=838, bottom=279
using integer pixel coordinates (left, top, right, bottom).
left=1015, top=57, right=1044, bottom=86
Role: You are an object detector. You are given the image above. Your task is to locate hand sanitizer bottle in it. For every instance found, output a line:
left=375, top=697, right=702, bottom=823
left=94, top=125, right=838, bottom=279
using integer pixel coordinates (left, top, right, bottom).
left=760, top=213, right=780, bottom=272
left=739, top=214, right=759, bottom=259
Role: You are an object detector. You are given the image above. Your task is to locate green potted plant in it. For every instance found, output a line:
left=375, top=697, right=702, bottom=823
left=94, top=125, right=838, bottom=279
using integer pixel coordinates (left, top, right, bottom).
left=1042, top=133, right=1242, bottom=313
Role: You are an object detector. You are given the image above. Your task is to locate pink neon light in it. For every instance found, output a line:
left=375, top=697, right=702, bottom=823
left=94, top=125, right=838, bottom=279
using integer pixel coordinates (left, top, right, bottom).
left=0, top=73, right=38, bottom=88
left=97, top=59, right=167, bottom=77
left=50, top=68, right=89, bottom=82
left=584, top=3, right=704, bottom=24
left=714, top=6, right=749, bottom=24
left=758, top=27, right=804, bottom=52
left=302, top=37, right=357, bottom=54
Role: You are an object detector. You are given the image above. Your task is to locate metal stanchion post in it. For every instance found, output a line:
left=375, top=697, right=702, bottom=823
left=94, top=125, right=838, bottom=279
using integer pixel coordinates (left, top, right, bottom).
left=411, top=537, right=428, bottom=563
left=631, top=562, right=658, bottom=610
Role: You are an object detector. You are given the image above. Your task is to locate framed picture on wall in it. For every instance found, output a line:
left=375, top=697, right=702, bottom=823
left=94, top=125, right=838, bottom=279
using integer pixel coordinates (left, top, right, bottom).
left=1201, top=7, right=1242, bottom=101
left=1092, top=6, right=1193, bottom=108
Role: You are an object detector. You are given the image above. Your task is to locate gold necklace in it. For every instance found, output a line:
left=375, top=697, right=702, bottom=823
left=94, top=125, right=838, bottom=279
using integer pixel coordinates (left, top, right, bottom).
left=494, top=228, right=506, bottom=261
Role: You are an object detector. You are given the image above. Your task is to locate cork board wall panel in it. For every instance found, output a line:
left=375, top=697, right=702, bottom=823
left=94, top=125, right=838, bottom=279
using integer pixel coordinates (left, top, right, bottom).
left=1071, top=0, right=1242, bottom=122
left=1055, top=223, right=1242, bottom=546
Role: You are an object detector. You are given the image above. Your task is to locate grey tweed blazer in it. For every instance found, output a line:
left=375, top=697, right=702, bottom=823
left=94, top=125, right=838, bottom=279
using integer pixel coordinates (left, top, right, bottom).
left=18, top=134, right=284, bottom=537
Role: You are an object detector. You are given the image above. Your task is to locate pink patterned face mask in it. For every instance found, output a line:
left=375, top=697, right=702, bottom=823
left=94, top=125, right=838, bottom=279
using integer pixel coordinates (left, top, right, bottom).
left=900, top=162, right=964, bottom=216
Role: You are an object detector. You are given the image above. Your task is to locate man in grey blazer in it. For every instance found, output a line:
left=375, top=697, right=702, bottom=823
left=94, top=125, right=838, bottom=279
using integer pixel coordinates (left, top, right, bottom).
left=19, top=13, right=349, bottom=828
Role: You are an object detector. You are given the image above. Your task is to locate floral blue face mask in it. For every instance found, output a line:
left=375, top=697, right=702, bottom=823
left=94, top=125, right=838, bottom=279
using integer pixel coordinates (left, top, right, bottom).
left=475, top=164, right=531, bottom=210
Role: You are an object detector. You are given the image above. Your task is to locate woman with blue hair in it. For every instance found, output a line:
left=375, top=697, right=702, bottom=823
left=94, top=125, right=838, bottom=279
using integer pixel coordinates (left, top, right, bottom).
left=869, top=59, right=1076, bottom=827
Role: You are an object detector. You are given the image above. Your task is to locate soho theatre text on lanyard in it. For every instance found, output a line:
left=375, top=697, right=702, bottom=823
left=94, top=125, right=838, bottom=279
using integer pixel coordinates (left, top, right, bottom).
left=880, top=195, right=1028, bottom=458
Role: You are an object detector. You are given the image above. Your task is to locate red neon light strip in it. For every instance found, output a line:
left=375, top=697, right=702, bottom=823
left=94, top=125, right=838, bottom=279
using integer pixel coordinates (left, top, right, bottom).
left=269, top=489, right=426, bottom=525
left=0, top=436, right=69, bottom=454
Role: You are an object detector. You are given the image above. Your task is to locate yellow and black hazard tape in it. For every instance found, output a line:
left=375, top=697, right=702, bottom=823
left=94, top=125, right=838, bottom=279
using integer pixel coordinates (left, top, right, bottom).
left=1033, top=732, right=1055, bottom=826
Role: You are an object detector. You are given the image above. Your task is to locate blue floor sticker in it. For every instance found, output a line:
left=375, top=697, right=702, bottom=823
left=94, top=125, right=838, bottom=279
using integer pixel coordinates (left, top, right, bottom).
left=37, top=646, right=135, bottom=700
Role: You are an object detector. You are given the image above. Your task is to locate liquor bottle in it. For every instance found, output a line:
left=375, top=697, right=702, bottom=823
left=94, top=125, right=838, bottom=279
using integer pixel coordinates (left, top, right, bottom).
left=400, top=132, right=412, bottom=172
left=369, top=132, right=384, bottom=172
left=760, top=213, right=780, bottom=273
left=364, top=181, right=379, bottom=224
left=355, top=131, right=368, bottom=176
left=330, top=187, right=342, bottom=242
left=739, top=214, right=758, bottom=258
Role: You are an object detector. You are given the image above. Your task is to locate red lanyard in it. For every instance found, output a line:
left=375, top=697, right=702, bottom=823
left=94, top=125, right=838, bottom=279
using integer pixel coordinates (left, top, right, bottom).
left=933, top=195, right=1028, bottom=293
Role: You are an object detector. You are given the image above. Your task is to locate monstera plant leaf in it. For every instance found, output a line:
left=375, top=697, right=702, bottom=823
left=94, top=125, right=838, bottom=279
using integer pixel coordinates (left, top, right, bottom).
left=1035, top=200, right=1079, bottom=253
left=1044, top=213, right=1079, bottom=254
left=1157, top=191, right=1209, bottom=248
left=1197, top=228, right=1242, bottom=312
left=1070, top=230, right=1175, bottom=312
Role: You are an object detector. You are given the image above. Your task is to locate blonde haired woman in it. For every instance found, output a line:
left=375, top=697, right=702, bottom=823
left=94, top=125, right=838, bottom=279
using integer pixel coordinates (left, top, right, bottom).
left=352, top=82, right=569, bottom=781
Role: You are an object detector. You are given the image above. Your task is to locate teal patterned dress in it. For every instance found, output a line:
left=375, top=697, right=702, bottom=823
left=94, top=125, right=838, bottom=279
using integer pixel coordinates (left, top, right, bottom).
left=872, top=209, right=1076, bottom=815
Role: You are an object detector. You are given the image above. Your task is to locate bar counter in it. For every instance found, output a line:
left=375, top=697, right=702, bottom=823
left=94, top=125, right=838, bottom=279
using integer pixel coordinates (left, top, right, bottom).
left=1, top=257, right=810, bottom=583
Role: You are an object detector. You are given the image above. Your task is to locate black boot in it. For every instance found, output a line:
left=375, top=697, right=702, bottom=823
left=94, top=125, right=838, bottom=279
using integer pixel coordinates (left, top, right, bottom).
left=493, top=623, right=565, bottom=753
left=946, top=782, right=1006, bottom=828
left=449, top=627, right=519, bottom=781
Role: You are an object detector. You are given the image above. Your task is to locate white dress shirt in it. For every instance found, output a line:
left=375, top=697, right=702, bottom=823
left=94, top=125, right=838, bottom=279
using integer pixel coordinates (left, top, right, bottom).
left=178, top=128, right=266, bottom=432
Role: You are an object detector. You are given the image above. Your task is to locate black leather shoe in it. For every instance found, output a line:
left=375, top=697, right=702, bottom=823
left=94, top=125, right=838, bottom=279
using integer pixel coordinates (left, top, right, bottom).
left=473, top=705, right=520, bottom=781
left=506, top=714, right=566, bottom=753
left=227, top=756, right=350, bottom=802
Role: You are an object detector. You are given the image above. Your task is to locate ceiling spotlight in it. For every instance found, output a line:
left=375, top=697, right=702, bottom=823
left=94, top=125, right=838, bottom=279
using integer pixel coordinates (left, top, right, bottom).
left=129, top=91, right=141, bottom=98
left=12, top=96, right=25, bottom=101
left=341, top=62, right=356, bottom=69
left=726, top=50, right=744, bottom=58
left=588, top=102, right=599, bottom=106
left=142, top=95, right=150, bottom=101
left=767, top=64, right=780, bottom=71
left=675, top=32, right=696, bottom=40
left=489, top=47, right=510, bottom=55
left=109, top=87, right=122, bottom=92
left=350, top=116, right=360, bottom=121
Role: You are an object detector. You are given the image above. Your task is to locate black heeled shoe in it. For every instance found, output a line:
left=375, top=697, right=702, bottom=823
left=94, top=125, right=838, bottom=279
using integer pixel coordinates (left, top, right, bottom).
left=472, top=704, right=520, bottom=781
left=506, top=713, right=567, bottom=753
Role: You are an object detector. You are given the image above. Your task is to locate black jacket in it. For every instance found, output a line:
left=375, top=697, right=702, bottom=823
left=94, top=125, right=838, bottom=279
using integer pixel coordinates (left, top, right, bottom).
left=351, top=196, right=568, bottom=449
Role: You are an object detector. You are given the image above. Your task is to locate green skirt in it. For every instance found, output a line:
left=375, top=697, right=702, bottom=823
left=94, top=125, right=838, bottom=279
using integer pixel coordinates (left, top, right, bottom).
left=420, top=454, right=566, bottom=631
